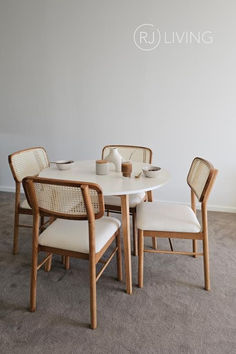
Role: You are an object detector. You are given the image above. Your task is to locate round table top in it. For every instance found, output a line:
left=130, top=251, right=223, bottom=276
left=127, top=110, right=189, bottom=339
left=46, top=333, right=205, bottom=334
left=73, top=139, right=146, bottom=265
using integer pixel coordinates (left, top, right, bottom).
left=39, top=160, right=169, bottom=196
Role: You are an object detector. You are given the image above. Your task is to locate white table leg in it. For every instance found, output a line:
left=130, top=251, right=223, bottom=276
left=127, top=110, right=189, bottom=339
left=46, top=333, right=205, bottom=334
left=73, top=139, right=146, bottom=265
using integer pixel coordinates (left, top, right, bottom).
left=120, top=194, right=132, bottom=295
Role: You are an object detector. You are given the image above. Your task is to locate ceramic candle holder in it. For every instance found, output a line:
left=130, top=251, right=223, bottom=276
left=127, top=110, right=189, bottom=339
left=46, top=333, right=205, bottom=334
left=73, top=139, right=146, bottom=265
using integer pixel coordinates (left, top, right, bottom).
left=121, top=161, right=132, bottom=177
left=96, top=160, right=109, bottom=175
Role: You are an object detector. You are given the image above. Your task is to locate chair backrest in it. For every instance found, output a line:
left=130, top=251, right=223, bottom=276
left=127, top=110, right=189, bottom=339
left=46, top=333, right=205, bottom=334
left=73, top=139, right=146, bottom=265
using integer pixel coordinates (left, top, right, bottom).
left=102, top=145, right=152, bottom=163
left=187, top=157, right=217, bottom=203
left=22, top=177, right=104, bottom=221
left=8, top=147, right=49, bottom=183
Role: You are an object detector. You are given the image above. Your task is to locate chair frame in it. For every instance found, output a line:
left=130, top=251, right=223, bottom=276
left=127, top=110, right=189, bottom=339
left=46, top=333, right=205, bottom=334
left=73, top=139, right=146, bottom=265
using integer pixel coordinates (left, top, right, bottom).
left=22, top=176, right=122, bottom=330
left=8, top=147, right=50, bottom=254
left=138, top=157, right=218, bottom=290
left=102, top=144, right=157, bottom=255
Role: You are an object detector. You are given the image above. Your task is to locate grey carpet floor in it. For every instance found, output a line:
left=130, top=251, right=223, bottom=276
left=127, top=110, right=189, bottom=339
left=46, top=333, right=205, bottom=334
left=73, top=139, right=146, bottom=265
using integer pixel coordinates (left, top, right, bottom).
left=0, top=191, right=236, bottom=354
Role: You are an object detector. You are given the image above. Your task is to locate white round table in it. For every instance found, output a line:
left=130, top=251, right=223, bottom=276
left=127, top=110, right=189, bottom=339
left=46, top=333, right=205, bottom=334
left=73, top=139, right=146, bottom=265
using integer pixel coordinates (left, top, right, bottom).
left=40, top=160, right=169, bottom=294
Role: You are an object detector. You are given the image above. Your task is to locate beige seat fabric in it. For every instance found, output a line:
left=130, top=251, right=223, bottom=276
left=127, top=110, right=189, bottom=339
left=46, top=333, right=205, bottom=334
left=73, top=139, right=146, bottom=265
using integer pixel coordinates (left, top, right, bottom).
left=104, top=192, right=146, bottom=208
left=39, top=216, right=121, bottom=253
left=137, top=201, right=201, bottom=233
left=20, top=199, right=31, bottom=209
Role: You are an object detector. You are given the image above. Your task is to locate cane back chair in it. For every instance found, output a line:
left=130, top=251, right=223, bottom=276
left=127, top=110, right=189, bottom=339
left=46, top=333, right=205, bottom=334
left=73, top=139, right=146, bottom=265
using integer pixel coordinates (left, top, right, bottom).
left=8, top=147, right=49, bottom=254
left=137, top=157, right=218, bottom=290
left=22, top=177, right=122, bottom=329
left=102, top=145, right=154, bottom=256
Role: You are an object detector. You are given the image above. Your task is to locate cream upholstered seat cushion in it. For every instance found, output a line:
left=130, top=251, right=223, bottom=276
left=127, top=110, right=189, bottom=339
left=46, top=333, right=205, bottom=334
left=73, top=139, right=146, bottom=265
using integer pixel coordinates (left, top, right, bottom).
left=137, top=201, right=201, bottom=233
left=20, top=199, right=31, bottom=209
left=39, top=216, right=120, bottom=254
left=104, top=192, right=146, bottom=208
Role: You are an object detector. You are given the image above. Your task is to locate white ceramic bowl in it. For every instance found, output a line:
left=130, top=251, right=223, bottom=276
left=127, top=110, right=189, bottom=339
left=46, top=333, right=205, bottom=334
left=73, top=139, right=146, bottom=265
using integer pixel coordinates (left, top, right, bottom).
left=54, top=160, right=75, bottom=170
left=142, top=166, right=161, bottom=178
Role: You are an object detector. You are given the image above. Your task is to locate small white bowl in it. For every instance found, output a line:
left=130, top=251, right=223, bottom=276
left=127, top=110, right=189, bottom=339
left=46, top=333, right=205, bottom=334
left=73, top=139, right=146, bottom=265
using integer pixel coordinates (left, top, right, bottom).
left=142, top=166, right=161, bottom=178
left=54, top=160, right=75, bottom=170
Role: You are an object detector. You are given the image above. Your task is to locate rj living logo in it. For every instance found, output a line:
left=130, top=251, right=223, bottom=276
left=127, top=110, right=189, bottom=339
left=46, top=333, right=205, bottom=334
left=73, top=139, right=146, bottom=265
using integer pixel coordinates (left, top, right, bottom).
left=133, top=24, right=214, bottom=51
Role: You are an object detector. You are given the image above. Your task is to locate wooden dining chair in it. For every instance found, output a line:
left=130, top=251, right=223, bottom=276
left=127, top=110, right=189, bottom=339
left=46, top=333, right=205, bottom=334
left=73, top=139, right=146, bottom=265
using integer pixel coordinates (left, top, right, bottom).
left=137, top=157, right=218, bottom=290
left=102, top=145, right=154, bottom=256
left=22, top=176, right=122, bottom=330
left=8, top=147, right=50, bottom=254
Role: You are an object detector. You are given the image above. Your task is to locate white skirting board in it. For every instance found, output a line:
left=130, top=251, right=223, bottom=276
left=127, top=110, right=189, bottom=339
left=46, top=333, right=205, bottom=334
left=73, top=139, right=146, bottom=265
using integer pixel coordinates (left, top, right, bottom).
left=0, top=185, right=236, bottom=214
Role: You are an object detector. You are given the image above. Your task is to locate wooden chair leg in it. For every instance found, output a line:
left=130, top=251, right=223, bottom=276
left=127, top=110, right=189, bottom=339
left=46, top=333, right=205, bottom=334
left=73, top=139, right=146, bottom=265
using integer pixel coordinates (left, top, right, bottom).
left=40, top=216, right=45, bottom=228
left=30, top=265, right=37, bottom=312
left=90, top=256, right=97, bottom=329
left=132, top=212, right=138, bottom=256
left=193, top=240, right=197, bottom=258
left=203, top=236, right=210, bottom=290
left=138, top=229, right=144, bottom=288
left=152, top=237, right=157, bottom=250
left=169, top=238, right=174, bottom=251
left=45, top=254, right=52, bottom=272
left=65, top=256, right=70, bottom=270
left=30, top=215, right=39, bottom=312
left=13, top=211, right=19, bottom=255
left=107, top=210, right=110, bottom=216
left=116, top=230, right=123, bottom=281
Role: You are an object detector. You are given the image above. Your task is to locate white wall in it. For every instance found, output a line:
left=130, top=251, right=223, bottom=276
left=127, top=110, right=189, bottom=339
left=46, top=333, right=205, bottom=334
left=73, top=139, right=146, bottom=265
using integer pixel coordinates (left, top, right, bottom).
left=0, top=0, right=236, bottom=212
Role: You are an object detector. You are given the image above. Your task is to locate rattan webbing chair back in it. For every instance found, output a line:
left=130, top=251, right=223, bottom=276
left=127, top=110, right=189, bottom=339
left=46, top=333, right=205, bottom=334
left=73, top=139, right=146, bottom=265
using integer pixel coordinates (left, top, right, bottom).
left=102, top=145, right=152, bottom=163
left=23, top=177, right=105, bottom=220
left=187, top=157, right=215, bottom=202
left=9, top=147, right=49, bottom=182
